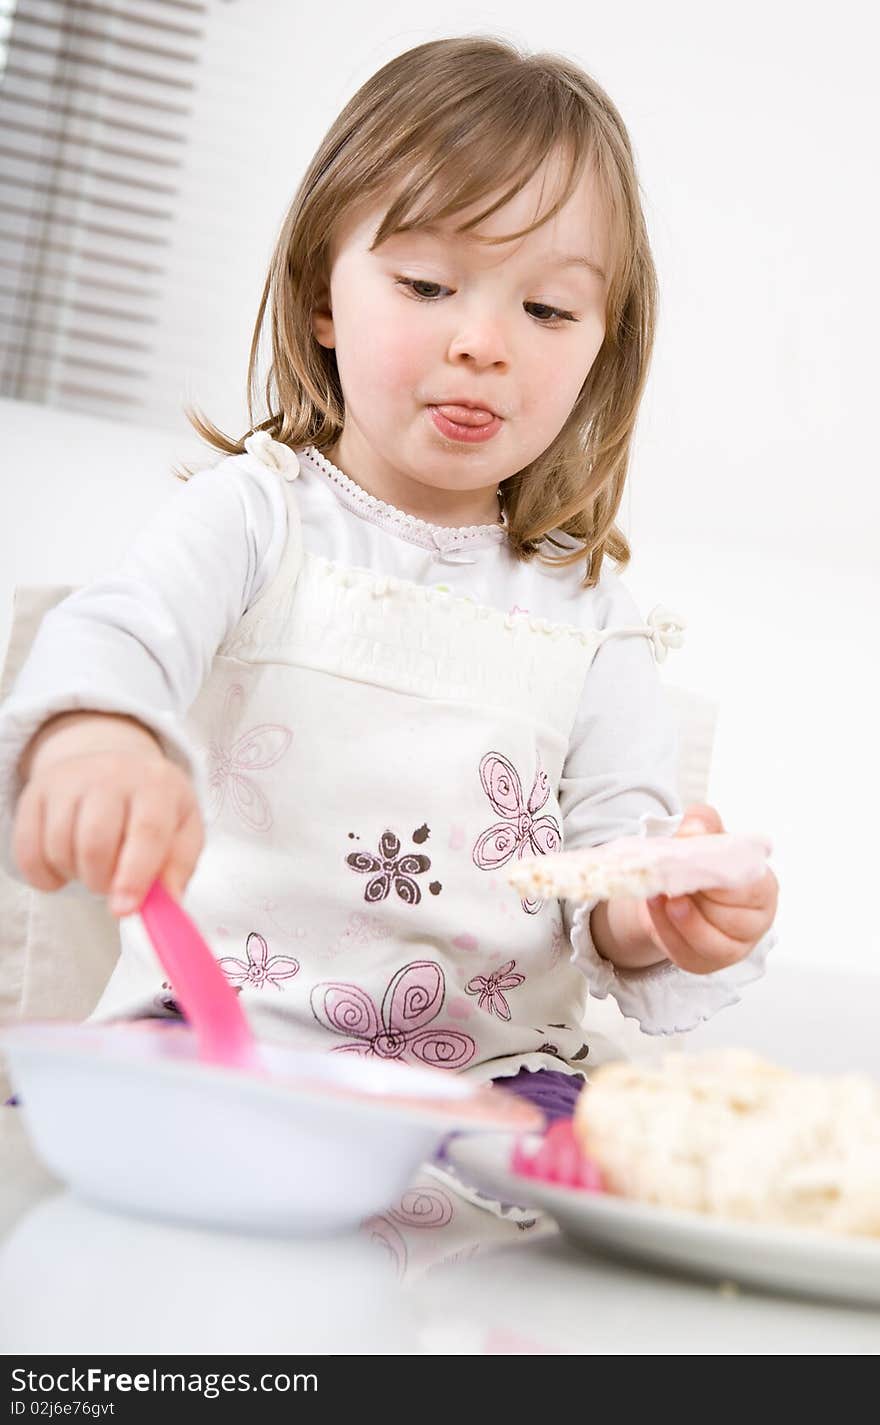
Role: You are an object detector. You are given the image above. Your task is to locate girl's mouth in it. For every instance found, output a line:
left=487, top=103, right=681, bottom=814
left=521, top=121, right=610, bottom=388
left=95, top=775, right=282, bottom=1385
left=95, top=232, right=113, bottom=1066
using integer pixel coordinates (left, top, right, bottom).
left=427, top=405, right=503, bottom=443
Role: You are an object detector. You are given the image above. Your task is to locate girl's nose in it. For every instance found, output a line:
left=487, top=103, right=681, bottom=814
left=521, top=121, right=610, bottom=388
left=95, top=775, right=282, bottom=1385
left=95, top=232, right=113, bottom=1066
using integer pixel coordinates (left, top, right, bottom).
left=447, top=313, right=510, bottom=370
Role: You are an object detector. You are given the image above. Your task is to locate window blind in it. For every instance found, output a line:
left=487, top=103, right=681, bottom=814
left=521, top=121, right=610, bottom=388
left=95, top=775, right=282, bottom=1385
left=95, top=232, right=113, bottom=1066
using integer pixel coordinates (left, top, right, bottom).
left=0, top=0, right=207, bottom=417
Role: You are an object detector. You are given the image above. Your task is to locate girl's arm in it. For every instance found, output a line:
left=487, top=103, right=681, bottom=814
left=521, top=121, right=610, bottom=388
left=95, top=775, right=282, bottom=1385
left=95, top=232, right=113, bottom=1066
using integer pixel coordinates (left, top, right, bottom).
left=558, top=573, right=776, bottom=1034
left=0, top=453, right=289, bottom=881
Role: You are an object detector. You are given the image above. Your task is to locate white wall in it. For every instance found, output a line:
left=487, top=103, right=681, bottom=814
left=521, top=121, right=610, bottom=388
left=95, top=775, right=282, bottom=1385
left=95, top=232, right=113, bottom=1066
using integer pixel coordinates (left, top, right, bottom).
left=2, top=2, right=878, bottom=975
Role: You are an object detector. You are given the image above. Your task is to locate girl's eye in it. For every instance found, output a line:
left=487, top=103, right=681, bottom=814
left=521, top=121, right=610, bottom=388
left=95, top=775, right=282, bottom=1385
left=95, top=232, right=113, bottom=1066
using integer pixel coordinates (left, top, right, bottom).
left=395, top=278, right=577, bottom=326
left=524, top=302, right=578, bottom=326
left=397, top=277, right=448, bottom=301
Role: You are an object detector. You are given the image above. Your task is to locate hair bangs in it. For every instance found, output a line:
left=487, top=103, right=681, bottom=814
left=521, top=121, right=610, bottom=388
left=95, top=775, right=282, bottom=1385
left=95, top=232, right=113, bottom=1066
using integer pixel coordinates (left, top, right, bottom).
left=373, top=109, right=595, bottom=254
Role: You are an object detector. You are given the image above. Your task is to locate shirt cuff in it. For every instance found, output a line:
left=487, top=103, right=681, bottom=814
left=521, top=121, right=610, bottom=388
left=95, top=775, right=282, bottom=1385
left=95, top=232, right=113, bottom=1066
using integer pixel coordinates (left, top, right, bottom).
left=0, top=690, right=208, bottom=884
left=569, top=910, right=776, bottom=1035
left=566, top=808, right=777, bottom=1035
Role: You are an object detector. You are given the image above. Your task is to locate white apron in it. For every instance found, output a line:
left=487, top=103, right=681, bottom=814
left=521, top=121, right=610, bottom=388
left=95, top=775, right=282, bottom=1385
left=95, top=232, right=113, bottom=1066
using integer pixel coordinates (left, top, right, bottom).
left=91, top=436, right=669, bottom=1087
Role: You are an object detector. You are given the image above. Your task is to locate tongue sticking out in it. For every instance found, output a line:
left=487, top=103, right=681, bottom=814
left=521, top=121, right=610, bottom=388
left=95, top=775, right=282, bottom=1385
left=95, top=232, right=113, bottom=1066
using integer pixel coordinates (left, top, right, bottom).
left=435, top=405, right=495, bottom=427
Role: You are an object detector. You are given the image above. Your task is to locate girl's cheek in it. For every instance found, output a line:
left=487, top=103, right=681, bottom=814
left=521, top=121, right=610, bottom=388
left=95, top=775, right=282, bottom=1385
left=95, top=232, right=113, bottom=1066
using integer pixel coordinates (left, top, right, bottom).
left=361, top=343, right=420, bottom=401
left=373, top=325, right=434, bottom=394
left=336, top=309, right=411, bottom=399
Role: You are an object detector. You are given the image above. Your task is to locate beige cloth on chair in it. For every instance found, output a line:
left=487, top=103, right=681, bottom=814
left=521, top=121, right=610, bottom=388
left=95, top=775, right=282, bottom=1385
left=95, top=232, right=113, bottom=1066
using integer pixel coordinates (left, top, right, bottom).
left=0, top=588, right=122, bottom=1099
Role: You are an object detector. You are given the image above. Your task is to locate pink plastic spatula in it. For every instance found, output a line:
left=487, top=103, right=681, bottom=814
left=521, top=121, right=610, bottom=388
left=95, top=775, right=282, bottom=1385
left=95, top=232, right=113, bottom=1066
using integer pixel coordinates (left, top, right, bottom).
left=511, top=1118, right=604, bottom=1192
left=138, top=879, right=262, bottom=1073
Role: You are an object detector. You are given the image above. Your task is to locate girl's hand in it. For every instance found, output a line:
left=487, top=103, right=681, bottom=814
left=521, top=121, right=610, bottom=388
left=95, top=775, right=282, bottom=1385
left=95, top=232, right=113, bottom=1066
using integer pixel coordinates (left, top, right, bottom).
left=641, top=802, right=778, bottom=974
left=12, top=711, right=204, bottom=918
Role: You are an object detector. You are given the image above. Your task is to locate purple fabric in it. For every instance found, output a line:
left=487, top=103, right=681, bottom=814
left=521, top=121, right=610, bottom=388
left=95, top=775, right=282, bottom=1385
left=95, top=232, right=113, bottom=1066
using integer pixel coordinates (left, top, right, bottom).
left=489, top=1066, right=586, bottom=1123
left=432, top=1067, right=585, bottom=1169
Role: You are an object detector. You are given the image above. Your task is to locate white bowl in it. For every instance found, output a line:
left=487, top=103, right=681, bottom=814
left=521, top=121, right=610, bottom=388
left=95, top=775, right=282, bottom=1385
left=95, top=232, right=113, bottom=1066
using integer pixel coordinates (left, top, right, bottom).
left=1, top=1021, right=539, bottom=1235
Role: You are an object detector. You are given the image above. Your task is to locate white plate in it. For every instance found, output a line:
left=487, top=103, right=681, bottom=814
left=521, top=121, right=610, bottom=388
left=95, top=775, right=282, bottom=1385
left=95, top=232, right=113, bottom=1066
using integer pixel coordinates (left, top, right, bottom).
left=446, top=1133, right=880, bottom=1307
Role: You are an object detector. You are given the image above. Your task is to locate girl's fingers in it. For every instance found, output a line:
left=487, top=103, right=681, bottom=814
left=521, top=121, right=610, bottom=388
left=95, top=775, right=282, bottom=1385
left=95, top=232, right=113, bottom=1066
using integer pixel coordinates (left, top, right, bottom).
left=109, top=794, right=179, bottom=916
left=684, top=877, right=777, bottom=941
left=41, top=788, right=83, bottom=885
left=11, top=785, right=65, bottom=891
left=159, top=803, right=205, bottom=901
left=74, top=789, right=128, bottom=895
left=12, top=754, right=202, bottom=910
left=676, top=802, right=724, bottom=836
left=696, top=869, right=778, bottom=913
left=645, top=894, right=749, bottom=974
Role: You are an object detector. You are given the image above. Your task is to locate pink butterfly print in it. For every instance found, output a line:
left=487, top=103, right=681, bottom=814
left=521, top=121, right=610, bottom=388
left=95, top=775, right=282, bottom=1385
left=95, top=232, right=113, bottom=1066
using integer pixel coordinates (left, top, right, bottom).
left=336, top=912, right=390, bottom=946
left=310, top=961, right=475, bottom=1069
left=465, top=959, right=525, bottom=1020
left=323, top=913, right=393, bottom=963
left=548, top=916, right=567, bottom=968
left=472, top=751, right=562, bottom=913
left=388, top=1186, right=455, bottom=1230
left=363, top=1216, right=408, bottom=1278
left=346, top=830, right=431, bottom=905
left=218, top=931, right=300, bottom=990
left=362, top=1185, right=456, bottom=1278
left=339, top=913, right=392, bottom=946
left=207, top=683, right=292, bottom=832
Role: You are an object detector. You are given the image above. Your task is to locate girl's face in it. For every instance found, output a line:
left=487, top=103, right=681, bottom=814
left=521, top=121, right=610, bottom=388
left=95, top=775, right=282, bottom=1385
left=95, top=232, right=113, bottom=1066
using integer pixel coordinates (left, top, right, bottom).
left=312, top=151, right=611, bottom=522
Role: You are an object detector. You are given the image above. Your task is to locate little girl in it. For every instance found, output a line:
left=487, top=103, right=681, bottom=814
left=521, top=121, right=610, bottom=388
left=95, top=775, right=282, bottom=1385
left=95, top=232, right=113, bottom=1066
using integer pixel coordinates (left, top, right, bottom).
left=0, top=38, right=777, bottom=1121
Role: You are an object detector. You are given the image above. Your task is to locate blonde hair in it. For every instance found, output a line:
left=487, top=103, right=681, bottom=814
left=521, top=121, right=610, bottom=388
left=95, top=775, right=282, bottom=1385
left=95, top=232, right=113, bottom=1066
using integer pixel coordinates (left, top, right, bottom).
left=180, top=35, right=658, bottom=587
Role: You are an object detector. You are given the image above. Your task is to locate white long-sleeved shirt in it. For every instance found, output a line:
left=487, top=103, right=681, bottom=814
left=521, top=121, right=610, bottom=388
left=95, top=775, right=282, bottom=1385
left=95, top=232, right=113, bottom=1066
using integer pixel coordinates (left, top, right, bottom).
left=0, top=441, right=774, bottom=1031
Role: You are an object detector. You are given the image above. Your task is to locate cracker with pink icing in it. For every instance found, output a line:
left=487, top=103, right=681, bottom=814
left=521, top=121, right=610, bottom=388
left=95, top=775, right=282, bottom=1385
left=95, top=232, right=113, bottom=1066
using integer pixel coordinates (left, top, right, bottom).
left=507, top=832, right=772, bottom=903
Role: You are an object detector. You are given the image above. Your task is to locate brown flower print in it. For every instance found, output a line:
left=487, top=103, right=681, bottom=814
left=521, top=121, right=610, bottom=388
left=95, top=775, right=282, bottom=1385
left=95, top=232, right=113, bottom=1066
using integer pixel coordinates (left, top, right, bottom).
left=346, top=829, right=432, bottom=905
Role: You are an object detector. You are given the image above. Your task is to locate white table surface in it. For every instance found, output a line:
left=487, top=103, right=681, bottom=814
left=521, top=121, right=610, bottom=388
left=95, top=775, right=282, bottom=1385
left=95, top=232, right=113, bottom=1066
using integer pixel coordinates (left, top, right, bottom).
left=2, top=1101, right=879, bottom=1356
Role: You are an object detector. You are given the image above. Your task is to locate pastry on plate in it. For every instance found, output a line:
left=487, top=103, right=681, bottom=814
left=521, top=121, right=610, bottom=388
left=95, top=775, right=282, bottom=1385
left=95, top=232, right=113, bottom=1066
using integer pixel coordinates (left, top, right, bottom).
left=573, top=1049, right=880, bottom=1237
